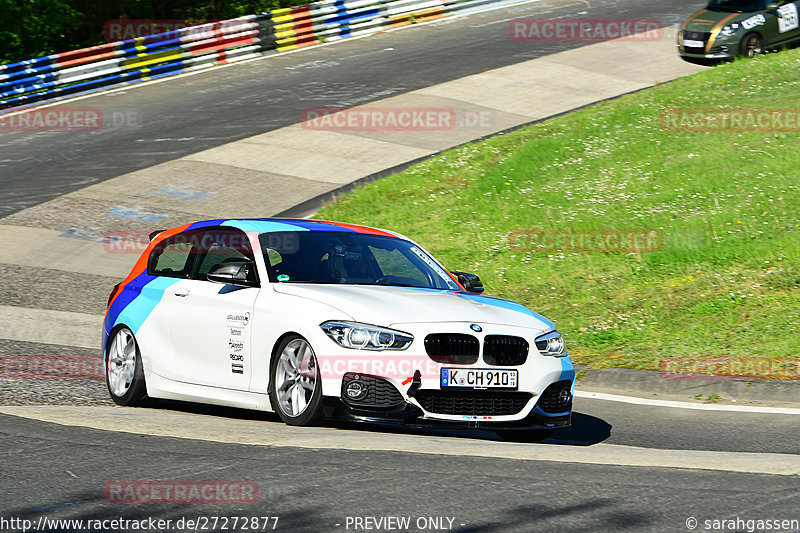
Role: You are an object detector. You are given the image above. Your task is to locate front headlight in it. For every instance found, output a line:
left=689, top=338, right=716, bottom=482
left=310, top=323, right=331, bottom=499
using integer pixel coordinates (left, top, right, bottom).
left=320, top=321, right=414, bottom=351
left=720, top=23, right=740, bottom=37
left=535, top=331, right=567, bottom=357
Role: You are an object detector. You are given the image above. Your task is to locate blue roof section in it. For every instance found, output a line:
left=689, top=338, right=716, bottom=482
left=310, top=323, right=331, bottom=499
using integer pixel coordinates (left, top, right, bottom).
left=222, top=219, right=313, bottom=234
left=204, top=218, right=376, bottom=234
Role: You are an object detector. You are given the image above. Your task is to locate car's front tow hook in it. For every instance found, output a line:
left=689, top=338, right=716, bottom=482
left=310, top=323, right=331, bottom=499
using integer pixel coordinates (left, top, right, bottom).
left=406, top=370, right=422, bottom=398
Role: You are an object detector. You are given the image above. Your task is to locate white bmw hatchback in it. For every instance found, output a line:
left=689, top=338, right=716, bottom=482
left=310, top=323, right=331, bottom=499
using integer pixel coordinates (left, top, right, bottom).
left=103, top=218, right=575, bottom=437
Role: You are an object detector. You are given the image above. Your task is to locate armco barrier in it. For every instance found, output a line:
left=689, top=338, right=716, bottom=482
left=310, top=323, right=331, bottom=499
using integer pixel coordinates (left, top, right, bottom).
left=0, top=0, right=504, bottom=111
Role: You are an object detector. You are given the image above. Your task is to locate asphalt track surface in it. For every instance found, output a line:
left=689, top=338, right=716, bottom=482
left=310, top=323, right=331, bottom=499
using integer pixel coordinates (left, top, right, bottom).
left=0, top=0, right=702, bottom=217
left=0, top=412, right=792, bottom=533
left=2, top=0, right=798, bottom=530
left=1, top=396, right=799, bottom=532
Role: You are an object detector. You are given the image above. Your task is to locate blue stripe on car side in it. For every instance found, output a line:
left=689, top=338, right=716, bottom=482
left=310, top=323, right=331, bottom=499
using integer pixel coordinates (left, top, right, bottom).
left=115, top=276, right=180, bottom=335
left=104, top=273, right=156, bottom=335
left=105, top=219, right=226, bottom=335
left=560, top=356, right=576, bottom=389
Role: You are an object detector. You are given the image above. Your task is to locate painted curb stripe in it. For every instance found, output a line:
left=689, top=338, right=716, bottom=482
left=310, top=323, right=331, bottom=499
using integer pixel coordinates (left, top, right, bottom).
left=575, top=390, right=800, bottom=414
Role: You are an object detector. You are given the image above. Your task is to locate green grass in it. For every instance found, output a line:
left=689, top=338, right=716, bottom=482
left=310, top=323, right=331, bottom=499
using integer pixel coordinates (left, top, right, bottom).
left=317, top=50, right=800, bottom=375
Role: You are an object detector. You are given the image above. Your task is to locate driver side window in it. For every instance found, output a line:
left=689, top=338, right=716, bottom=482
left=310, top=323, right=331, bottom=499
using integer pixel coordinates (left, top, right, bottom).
left=190, top=229, right=259, bottom=285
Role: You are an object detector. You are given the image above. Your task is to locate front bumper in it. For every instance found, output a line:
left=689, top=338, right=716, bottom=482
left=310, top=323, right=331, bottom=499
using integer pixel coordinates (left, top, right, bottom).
left=678, top=46, right=735, bottom=60
left=315, top=321, right=575, bottom=429
left=677, top=28, right=740, bottom=59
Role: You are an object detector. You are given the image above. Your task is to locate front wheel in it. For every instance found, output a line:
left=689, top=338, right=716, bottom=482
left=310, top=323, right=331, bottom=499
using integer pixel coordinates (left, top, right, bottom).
left=741, top=33, right=763, bottom=58
left=106, top=327, right=149, bottom=406
left=269, top=336, right=323, bottom=426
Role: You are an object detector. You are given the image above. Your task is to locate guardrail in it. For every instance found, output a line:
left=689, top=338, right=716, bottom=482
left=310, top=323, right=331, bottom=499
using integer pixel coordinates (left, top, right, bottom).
left=0, top=0, right=503, bottom=111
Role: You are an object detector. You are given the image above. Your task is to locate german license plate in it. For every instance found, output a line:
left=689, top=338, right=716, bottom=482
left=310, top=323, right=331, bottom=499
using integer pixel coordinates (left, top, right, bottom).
left=683, top=39, right=704, bottom=48
left=441, top=368, right=518, bottom=389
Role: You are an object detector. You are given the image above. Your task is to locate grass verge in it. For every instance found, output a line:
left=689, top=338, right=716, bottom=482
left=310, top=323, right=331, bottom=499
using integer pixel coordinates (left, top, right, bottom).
left=317, top=50, right=800, bottom=376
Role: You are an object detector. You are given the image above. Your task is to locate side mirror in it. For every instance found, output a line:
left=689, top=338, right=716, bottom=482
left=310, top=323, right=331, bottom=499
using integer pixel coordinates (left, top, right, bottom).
left=450, top=270, right=485, bottom=293
left=207, top=261, right=257, bottom=286
left=767, top=2, right=780, bottom=11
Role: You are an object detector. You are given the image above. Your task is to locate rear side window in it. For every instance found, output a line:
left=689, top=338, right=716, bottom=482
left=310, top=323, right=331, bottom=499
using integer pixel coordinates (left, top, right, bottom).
left=148, top=234, right=196, bottom=278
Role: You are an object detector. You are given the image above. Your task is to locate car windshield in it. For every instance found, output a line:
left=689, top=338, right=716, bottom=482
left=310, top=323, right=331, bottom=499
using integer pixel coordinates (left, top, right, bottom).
left=706, top=0, right=767, bottom=12
left=259, top=231, right=460, bottom=290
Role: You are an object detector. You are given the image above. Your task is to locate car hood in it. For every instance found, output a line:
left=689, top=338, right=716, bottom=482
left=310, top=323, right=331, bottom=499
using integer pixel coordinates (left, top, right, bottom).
left=272, top=284, right=554, bottom=332
left=682, top=9, right=743, bottom=33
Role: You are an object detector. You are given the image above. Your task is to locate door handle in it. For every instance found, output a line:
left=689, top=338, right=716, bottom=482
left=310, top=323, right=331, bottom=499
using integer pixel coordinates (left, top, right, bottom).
left=173, top=288, right=190, bottom=297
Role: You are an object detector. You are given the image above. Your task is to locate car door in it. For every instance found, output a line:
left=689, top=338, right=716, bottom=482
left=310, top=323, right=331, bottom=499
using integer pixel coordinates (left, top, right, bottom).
left=763, top=0, right=800, bottom=45
left=162, top=227, right=260, bottom=391
left=778, top=1, right=800, bottom=41
left=141, top=231, right=198, bottom=381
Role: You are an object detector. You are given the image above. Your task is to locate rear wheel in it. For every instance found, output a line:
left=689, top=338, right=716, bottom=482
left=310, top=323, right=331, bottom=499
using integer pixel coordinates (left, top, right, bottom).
left=106, top=327, right=149, bottom=406
left=269, top=336, right=323, bottom=426
left=741, top=33, right=763, bottom=58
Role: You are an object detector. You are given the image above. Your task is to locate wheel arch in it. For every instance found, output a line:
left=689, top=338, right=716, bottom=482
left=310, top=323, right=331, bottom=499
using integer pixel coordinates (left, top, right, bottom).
left=268, top=331, right=304, bottom=388
left=740, top=31, right=764, bottom=57
left=105, top=323, right=150, bottom=406
left=104, top=322, right=131, bottom=366
left=104, top=323, right=150, bottom=379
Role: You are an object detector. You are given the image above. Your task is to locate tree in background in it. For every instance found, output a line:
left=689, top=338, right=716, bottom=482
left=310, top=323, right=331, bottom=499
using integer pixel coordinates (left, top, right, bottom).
left=1, top=0, right=309, bottom=64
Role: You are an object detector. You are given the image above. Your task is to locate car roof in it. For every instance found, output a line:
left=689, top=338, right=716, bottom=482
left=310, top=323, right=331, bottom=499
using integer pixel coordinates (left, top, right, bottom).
left=159, top=218, right=403, bottom=239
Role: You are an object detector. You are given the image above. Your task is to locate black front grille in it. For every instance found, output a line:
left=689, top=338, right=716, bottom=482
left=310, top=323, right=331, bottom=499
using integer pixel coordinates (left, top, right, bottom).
left=424, top=334, right=479, bottom=365
left=537, top=380, right=573, bottom=414
left=341, top=374, right=404, bottom=409
left=415, top=390, right=532, bottom=416
left=683, top=30, right=707, bottom=41
left=483, top=335, right=529, bottom=366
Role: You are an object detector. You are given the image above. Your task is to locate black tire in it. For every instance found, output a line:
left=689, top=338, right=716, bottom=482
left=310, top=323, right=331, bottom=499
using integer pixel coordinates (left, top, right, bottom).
left=105, top=326, right=149, bottom=406
left=496, top=428, right=555, bottom=443
left=269, top=335, right=323, bottom=426
left=741, top=33, right=763, bottom=58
